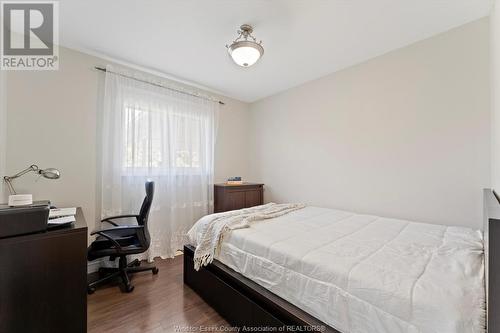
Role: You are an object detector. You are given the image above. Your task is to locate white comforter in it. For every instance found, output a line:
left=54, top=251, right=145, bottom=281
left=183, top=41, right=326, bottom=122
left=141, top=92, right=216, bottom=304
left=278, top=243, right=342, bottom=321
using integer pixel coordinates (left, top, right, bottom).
left=188, top=206, right=485, bottom=333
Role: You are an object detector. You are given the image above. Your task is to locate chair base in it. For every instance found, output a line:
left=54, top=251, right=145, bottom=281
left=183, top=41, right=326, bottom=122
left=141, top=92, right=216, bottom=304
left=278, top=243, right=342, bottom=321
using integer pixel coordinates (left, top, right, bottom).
left=87, top=257, right=158, bottom=294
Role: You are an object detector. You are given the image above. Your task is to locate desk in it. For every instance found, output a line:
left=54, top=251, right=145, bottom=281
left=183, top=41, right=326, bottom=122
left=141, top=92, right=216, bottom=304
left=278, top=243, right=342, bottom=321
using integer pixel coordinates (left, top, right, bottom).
left=0, top=207, right=87, bottom=333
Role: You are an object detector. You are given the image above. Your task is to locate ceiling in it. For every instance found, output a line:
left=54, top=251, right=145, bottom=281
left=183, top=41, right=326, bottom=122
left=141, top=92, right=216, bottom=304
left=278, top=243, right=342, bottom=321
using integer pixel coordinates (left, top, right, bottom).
left=59, top=0, right=493, bottom=102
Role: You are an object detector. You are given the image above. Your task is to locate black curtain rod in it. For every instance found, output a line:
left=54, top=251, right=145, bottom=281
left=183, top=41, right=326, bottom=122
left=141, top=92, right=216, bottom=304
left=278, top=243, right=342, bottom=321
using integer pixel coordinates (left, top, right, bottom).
left=94, top=66, right=225, bottom=105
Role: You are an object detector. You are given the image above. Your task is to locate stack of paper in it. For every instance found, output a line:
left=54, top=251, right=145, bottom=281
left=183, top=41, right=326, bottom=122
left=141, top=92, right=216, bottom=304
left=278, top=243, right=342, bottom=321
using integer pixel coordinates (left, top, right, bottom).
left=48, top=207, right=76, bottom=225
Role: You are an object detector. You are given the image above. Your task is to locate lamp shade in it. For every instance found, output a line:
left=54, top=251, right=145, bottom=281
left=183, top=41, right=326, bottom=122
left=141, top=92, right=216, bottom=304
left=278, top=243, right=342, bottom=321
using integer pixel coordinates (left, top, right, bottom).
left=227, top=41, right=264, bottom=67
left=40, top=168, right=60, bottom=179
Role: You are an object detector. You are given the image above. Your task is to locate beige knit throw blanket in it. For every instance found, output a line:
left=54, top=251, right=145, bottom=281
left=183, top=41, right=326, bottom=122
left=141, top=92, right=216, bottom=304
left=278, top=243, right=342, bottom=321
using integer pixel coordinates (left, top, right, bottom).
left=192, top=203, right=305, bottom=271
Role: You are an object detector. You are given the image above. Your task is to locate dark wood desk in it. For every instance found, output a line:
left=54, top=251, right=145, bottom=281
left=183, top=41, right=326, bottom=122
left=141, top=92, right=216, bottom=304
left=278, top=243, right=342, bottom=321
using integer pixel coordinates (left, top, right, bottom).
left=0, top=208, right=88, bottom=333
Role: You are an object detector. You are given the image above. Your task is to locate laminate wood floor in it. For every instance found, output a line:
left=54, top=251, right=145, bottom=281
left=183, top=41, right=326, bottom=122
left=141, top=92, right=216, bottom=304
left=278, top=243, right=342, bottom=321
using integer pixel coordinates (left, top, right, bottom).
left=88, top=255, right=230, bottom=333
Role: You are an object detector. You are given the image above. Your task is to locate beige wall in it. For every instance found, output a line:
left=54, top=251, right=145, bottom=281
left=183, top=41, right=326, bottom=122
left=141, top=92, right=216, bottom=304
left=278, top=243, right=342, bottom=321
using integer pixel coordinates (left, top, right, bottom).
left=0, top=66, right=5, bottom=197
left=4, top=18, right=491, bottom=232
left=249, top=19, right=490, bottom=229
left=492, top=2, right=500, bottom=192
left=4, top=46, right=250, bottom=231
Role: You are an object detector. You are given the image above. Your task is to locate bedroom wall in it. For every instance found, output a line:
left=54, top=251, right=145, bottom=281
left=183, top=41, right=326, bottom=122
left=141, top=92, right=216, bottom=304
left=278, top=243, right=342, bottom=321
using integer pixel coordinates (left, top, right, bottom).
left=0, top=66, right=5, bottom=198
left=249, top=18, right=490, bottom=229
left=4, top=46, right=251, bottom=232
left=492, top=1, right=500, bottom=193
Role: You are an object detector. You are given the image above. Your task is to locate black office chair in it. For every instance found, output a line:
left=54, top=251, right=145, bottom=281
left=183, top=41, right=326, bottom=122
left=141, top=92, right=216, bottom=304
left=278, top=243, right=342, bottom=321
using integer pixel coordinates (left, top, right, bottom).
left=87, top=180, right=158, bottom=294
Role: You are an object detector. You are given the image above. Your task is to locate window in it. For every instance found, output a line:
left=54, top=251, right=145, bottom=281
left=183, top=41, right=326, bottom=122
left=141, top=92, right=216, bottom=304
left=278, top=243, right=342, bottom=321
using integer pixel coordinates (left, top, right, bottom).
left=123, top=104, right=204, bottom=172
left=101, top=65, right=218, bottom=259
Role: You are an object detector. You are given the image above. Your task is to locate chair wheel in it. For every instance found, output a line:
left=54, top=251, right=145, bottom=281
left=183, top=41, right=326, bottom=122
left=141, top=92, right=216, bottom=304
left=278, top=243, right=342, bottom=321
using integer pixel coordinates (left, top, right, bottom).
left=87, top=287, right=96, bottom=295
left=125, top=284, right=134, bottom=293
left=152, top=267, right=159, bottom=275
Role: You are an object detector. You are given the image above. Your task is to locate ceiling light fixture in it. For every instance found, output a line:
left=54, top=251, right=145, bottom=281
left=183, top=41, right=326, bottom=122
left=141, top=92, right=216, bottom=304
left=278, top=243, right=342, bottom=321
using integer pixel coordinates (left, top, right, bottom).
left=226, top=24, right=264, bottom=67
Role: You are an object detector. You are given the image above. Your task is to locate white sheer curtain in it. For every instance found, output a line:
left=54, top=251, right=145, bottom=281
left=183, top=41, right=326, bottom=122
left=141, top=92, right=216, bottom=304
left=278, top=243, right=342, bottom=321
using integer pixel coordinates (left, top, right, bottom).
left=101, top=65, right=219, bottom=260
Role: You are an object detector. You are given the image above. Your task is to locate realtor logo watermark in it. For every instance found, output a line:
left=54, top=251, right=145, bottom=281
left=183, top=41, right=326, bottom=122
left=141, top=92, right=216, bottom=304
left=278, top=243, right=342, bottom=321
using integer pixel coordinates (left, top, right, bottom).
left=1, top=1, right=59, bottom=70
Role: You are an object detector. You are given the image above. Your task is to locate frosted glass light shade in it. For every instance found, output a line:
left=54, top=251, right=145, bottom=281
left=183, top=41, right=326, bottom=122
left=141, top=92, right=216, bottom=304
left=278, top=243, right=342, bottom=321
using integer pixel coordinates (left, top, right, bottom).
left=228, top=41, right=264, bottom=67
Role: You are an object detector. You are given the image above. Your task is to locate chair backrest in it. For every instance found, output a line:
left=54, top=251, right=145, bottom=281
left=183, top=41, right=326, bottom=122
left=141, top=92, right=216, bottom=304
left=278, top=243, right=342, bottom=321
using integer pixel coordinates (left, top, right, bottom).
left=137, top=180, right=154, bottom=248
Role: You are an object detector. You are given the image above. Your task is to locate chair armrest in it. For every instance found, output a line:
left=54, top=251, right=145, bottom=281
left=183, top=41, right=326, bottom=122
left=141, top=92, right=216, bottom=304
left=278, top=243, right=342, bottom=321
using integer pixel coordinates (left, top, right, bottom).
left=101, top=214, right=140, bottom=226
left=90, top=225, right=144, bottom=235
left=91, top=230, right=123, bottom=250
left=102, top=220, right=119, bottom=226
left=90, top=225, right=145, bottom=252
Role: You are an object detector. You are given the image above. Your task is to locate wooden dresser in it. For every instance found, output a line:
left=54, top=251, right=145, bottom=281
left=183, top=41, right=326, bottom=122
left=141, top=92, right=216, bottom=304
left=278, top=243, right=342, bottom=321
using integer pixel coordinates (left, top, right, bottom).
left=214, top=183, right=264, bottom=213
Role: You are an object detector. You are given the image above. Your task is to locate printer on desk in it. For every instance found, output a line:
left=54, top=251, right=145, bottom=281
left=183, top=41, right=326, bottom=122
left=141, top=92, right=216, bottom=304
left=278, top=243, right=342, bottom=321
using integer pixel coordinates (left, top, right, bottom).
left=0, top=201, right=51, bottom=238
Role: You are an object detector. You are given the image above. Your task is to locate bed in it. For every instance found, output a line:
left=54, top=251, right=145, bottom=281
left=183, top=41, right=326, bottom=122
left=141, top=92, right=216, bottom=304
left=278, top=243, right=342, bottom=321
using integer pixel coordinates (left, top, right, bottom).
left=184, top=189, right=499, bottom=332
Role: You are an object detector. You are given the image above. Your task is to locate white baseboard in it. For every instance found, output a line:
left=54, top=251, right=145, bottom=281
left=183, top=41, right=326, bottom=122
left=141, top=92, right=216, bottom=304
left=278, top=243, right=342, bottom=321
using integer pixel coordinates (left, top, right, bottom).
left=87, top=259, right=103, bottom=274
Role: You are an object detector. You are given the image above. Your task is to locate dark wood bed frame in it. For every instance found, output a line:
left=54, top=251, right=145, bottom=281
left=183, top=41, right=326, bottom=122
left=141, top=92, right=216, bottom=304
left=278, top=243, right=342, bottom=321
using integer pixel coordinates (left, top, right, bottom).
left=184, top=189, right=500, bottom=332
